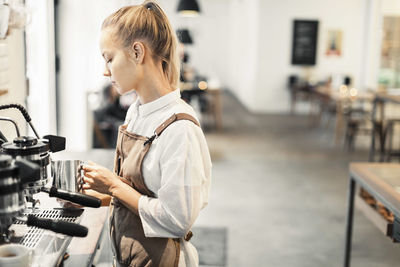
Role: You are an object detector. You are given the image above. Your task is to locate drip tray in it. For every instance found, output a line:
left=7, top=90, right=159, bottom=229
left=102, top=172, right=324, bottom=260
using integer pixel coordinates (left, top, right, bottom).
left=8, top=208, right=83, bottom=267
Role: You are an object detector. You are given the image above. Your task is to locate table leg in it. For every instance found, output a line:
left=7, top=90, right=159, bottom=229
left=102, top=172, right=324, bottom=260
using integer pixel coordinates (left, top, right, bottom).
left=369, top=99, right=378, bottom=162
left=335, top=100, right=343, bottom=145
left=344, top=178, right=356, bottom=267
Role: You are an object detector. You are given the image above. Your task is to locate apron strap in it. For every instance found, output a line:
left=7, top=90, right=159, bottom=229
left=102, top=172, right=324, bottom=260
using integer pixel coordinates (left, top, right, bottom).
left=154, top=113, right=200, bottom=137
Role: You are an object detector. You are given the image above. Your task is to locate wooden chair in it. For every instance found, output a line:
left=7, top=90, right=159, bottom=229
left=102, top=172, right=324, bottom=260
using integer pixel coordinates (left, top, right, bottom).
left=288, top=75, right=314, bottom=114
left=383, top=119, right=400, bottom=161
left=343, top=107, right=373, bottom=151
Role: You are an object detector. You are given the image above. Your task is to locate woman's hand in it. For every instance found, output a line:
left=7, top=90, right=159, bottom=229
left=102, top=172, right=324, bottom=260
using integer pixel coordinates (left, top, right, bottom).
left=82, top=161, right=120, bottom=195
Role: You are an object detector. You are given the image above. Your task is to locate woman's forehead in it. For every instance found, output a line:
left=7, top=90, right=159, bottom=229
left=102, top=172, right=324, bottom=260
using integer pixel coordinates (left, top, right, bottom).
left=99, top=29, right=120, bottom=53
left=100, top=29, right=113, bottom=47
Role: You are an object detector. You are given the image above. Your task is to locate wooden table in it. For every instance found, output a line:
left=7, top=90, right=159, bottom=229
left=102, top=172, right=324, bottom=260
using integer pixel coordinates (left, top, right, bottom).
left=206, top=88, right=223, bottom=131
left=180, top=82, right=223, bottom=131
left=369, top=92, right=400, bottom=162
left=313, top=86, right=373, bottom=145
left=344, top=163, right=400, bottom=267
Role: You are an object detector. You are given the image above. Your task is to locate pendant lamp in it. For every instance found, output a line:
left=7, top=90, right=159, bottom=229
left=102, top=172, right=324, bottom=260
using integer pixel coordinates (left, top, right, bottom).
left=176, top=29, right=193, bottom=44
left=177, top=0, right=200, bottom=17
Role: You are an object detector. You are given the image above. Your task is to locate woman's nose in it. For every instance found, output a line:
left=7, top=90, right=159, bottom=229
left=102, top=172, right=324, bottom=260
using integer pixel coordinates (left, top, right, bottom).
left=103, top=68, right=111, bottom=77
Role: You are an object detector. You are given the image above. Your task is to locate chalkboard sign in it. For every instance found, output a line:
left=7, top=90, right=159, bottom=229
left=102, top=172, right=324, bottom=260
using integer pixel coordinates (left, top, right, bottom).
left=291, top=20, right=319, bottom=65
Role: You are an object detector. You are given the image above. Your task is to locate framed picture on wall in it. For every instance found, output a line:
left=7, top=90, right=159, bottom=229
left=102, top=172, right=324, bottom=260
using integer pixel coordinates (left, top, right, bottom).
left=326, top=29, right=342, bottom=56
left=291, top=20, right=319, bottom=65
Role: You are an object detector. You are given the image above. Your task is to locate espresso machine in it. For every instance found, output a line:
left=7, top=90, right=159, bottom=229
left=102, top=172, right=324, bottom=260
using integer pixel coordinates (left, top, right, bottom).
left=0, top=104, right=101, bottom=266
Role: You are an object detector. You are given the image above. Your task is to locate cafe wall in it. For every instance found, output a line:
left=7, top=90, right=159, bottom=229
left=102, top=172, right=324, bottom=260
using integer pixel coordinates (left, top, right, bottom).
left=230, top=0, right=369, bottom=113
left=0, top=29, right=27, bottom=140
left=165, top=0, right=375, bottom=113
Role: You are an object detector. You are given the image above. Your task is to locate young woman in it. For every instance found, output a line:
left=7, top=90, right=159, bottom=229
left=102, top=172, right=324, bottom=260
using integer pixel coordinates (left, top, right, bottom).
left=81, top=1, right=212, bottom=267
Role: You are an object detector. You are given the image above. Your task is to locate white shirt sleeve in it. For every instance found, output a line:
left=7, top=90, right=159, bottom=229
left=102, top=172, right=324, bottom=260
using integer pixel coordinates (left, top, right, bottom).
left=138, top=121, right=211, bottom=238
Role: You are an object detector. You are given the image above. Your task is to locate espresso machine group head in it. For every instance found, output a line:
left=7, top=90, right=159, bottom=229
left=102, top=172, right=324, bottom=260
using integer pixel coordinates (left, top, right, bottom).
left=0, top=104, right=66, bottom=207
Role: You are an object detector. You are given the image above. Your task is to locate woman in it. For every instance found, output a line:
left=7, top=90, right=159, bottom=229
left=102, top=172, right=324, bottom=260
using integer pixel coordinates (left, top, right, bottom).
left=81, top=1, right=212, bottom=267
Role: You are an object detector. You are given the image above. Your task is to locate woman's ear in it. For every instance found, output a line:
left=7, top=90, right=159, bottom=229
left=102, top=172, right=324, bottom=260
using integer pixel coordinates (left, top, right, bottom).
left=131, top=41, right=145, bottom=64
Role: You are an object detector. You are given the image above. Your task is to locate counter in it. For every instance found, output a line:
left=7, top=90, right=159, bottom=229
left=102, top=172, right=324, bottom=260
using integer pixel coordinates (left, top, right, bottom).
left=62, top=206, right=109, bottom=267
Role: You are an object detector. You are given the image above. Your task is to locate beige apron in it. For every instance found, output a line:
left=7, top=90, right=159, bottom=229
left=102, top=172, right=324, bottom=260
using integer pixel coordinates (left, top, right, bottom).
left=110, top=113, right=199, bottom=267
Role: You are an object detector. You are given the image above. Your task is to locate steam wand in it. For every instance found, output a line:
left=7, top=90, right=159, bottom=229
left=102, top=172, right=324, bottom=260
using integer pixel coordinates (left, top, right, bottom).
left=0, top=104, right=40, bottom=139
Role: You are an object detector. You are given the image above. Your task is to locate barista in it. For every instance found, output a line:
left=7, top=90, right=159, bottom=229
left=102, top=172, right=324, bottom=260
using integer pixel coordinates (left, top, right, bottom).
left=81, top=1, right=212, bottom=267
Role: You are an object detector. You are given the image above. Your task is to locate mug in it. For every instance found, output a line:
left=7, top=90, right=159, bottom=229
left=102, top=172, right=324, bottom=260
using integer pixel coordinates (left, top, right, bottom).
left=0, top=244, right=32, bottom=267
left=51, top=160, right=84, bottom=193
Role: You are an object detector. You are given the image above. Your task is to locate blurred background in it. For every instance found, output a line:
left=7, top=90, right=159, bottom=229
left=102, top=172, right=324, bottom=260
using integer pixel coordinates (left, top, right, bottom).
left=3, top=0, right=400, bottom=266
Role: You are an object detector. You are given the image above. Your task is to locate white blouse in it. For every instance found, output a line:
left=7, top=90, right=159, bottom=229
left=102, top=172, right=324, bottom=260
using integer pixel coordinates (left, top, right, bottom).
left=124, top=89, right=212, bottom=267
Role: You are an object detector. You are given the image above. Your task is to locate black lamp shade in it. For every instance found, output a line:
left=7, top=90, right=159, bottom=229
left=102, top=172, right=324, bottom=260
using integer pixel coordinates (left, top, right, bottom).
left=177, top=29, right=193, bottom=44
left=177, top=0, right=200, bottom=16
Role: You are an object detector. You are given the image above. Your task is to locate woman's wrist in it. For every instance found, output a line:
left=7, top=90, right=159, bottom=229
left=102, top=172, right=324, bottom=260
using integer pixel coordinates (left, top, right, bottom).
left=108, top=175, right=142, bottom=214
left=109, top=174, right=123, bottom=197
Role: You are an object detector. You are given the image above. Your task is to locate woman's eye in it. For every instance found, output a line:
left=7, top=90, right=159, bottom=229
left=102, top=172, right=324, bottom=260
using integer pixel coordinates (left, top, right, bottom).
left=107, top=58, right=112, bottom=63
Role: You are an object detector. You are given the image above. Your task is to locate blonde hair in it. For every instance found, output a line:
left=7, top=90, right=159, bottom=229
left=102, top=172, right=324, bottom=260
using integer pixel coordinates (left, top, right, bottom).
left=102, top=1, right=180, bottom=88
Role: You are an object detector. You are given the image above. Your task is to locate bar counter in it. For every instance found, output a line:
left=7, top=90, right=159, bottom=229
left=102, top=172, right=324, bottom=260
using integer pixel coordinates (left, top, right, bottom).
left=63, top=206, right=109, bottom=267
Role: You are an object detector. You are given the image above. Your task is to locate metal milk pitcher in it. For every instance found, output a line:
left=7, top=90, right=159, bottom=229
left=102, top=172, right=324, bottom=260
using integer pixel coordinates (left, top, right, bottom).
left=51, top=160, right=84, bottom=193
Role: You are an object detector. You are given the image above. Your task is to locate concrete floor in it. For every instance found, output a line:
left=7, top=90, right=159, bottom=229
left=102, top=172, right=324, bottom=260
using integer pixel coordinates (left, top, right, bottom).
left=194, top=92, right=400, bottom=267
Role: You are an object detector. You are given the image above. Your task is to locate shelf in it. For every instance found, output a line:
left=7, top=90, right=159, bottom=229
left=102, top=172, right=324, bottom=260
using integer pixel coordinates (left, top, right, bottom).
left=355, top=193, right=393, bottom=238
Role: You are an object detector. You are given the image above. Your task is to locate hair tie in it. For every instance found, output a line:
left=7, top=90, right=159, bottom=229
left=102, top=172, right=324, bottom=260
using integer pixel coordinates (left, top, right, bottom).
left=144, top=2, right=153, bottom=10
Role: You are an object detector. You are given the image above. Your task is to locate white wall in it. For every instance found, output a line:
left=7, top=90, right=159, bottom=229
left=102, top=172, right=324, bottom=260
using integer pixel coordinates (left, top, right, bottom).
left=0, top=28, right=27, bottom=140
left=225, top=0, right=259, bottom=108
left=382, top=0, right=400, bottom=15
left=248, top=0, right=367, bottom=113
left=168, top=0, right=375, bottom=114
left=25, top=0, right=57, bottom=137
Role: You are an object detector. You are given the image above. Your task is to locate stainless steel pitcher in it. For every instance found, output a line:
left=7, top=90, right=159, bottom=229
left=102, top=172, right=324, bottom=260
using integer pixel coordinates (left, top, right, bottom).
left=51, top=160, right=84, bottom=192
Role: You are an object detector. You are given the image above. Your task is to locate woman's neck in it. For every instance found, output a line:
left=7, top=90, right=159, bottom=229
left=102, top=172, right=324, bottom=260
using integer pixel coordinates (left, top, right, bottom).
left=136, top=62, right=174, bottom=104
